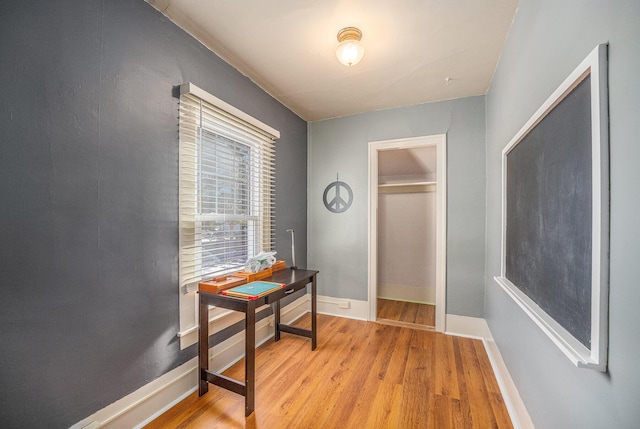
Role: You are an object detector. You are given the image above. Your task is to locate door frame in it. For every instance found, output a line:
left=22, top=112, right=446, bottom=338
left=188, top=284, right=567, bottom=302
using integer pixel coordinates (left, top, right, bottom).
left=368, top=134, right=447, bottom=332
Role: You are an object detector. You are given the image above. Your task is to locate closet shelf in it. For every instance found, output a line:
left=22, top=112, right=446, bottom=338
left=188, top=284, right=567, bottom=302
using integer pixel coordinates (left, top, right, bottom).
left=378, top=181, right=436, bottom=188
left=378, top=181, right=437, bottom=194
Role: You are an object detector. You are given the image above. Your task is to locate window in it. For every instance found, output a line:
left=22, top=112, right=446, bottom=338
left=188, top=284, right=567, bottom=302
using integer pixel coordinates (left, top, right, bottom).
left=178, top=83, right=279, bottom=347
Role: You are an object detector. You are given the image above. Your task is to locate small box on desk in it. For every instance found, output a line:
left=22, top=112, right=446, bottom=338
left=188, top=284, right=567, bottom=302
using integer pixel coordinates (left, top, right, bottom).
left=234, top=268, right=272, bottom=283
left=271, top=260, right=286, bottom=272
left=198, top=275, right=247, bottom=294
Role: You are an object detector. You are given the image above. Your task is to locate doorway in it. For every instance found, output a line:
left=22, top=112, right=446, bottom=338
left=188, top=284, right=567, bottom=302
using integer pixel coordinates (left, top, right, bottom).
left=368, top=135, right=446, bottom=332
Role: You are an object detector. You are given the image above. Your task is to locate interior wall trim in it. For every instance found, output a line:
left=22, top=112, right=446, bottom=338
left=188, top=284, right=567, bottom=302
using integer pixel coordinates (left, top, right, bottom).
left=317, top=295, right=369, bottom=320
left=367, top=134, right=447, bottom=331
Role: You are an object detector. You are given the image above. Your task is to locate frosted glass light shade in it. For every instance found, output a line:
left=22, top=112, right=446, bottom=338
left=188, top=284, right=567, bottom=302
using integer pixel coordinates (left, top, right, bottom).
left=336, top=40, right=365, bottom=66
left=335, top=27, right=365, bottom=66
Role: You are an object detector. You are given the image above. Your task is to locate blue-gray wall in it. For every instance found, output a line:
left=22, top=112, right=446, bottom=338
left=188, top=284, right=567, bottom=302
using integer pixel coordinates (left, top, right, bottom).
left=308, top=96, right=486, bottom=317
left=485, top=0, right=640, bottom=427
left=0, top=1, right=307, bottom=427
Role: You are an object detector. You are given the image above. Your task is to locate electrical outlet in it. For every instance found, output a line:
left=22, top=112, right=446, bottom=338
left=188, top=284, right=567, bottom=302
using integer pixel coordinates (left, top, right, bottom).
left=338, top=301, right=350, bottom=309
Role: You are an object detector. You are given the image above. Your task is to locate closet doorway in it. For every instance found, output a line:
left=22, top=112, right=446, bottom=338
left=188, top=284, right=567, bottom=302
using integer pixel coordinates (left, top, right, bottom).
left=368, top=135, right=446, bottom=332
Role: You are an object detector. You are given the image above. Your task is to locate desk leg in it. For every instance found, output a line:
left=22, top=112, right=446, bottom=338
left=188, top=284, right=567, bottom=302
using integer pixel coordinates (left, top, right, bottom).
left=274, top=299, right=281, bottom=342
left=245, top=300, right=256, bottom=417
left=198, top=294, right=209, bottom=396
left=311, top=275, right=317, bottom=351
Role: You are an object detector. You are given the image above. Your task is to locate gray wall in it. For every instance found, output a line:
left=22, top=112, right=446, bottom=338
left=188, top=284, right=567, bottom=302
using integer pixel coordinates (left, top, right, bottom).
left=308, top=96, right=486, bottom=316
left=485, top=0, right=640, bottom=427
left=0, top=1, right=307, bottom=427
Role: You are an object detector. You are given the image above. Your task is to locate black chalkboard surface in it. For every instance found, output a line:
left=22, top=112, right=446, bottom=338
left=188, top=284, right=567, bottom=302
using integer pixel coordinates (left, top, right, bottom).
left=505, top=76, right=592, bottom=348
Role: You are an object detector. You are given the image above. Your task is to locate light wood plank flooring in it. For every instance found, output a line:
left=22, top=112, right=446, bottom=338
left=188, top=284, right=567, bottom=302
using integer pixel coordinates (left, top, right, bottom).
left=377, top=298, right=436, bottom=328
left=146, top=314, right=512, bottom=429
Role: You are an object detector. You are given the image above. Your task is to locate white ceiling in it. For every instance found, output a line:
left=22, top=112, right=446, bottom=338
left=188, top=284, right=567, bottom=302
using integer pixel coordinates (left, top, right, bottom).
left=148, top=0, right=518, bottom=121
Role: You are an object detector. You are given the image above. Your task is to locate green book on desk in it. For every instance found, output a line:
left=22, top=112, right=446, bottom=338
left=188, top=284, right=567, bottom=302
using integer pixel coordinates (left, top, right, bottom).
left=222, top=281, right=285, bottom=300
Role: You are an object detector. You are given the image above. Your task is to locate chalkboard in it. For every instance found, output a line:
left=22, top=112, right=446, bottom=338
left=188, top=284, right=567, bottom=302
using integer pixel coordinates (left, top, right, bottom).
left=495, top=44, right=609, bottom=371
left=506, top=75, right=592, bottom=347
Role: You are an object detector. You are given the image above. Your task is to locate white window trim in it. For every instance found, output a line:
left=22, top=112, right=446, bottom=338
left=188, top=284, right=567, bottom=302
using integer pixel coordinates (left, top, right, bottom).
left=182, top=83, right=280, bottom=139
left=177, top=83, right=279, bottom=349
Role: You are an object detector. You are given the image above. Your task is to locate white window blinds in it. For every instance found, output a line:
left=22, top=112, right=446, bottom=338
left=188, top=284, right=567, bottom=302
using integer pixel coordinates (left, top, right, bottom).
left=179, top=83, right=278, bottom=293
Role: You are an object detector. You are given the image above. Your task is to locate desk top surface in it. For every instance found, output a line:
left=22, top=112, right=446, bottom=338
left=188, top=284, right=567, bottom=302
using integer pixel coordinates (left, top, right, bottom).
left=198, top=268, right=317, bottom=300
left=269, top=268, right=318, bottom=285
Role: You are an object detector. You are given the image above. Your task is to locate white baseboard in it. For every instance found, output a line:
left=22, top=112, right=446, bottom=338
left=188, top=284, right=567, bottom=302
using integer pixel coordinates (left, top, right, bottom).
left=445, top=314, right=492, bottom=339
left=71, top=294, right=311, bottom=429
left=317, top=294, right=369, bottom=320
left=483, top=337, right=535, bottom=429
left=378, top=282, right=436, bottom=303
left=444, top=314, right=534, bottom=429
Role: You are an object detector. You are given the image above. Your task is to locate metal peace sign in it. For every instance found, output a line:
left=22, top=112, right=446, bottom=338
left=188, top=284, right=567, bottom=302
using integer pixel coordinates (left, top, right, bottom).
left=323, top=177, right=353, bottom=213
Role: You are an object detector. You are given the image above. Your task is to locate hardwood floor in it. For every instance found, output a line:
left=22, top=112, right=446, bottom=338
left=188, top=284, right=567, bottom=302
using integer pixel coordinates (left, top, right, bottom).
left=146, top=314, right=512, bottom=429
left=377, top=298, right=436, bottom=327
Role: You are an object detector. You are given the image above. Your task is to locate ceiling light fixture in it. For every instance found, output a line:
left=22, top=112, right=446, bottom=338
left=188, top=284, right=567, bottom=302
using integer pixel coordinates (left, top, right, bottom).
left=335, top=27, right=365, bottom=66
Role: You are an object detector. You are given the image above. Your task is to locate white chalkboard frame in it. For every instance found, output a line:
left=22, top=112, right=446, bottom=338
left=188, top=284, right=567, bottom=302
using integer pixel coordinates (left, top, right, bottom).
left=494, top=44, right=609, bottom=371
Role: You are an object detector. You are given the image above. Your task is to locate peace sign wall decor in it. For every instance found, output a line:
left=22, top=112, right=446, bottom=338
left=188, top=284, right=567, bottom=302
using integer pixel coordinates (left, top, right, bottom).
left=323, top=174, right=353, bottom=213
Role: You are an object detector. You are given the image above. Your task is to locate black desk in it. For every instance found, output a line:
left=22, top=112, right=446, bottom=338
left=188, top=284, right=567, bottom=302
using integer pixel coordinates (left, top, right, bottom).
left=198, top=268, right=318, bottom=417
